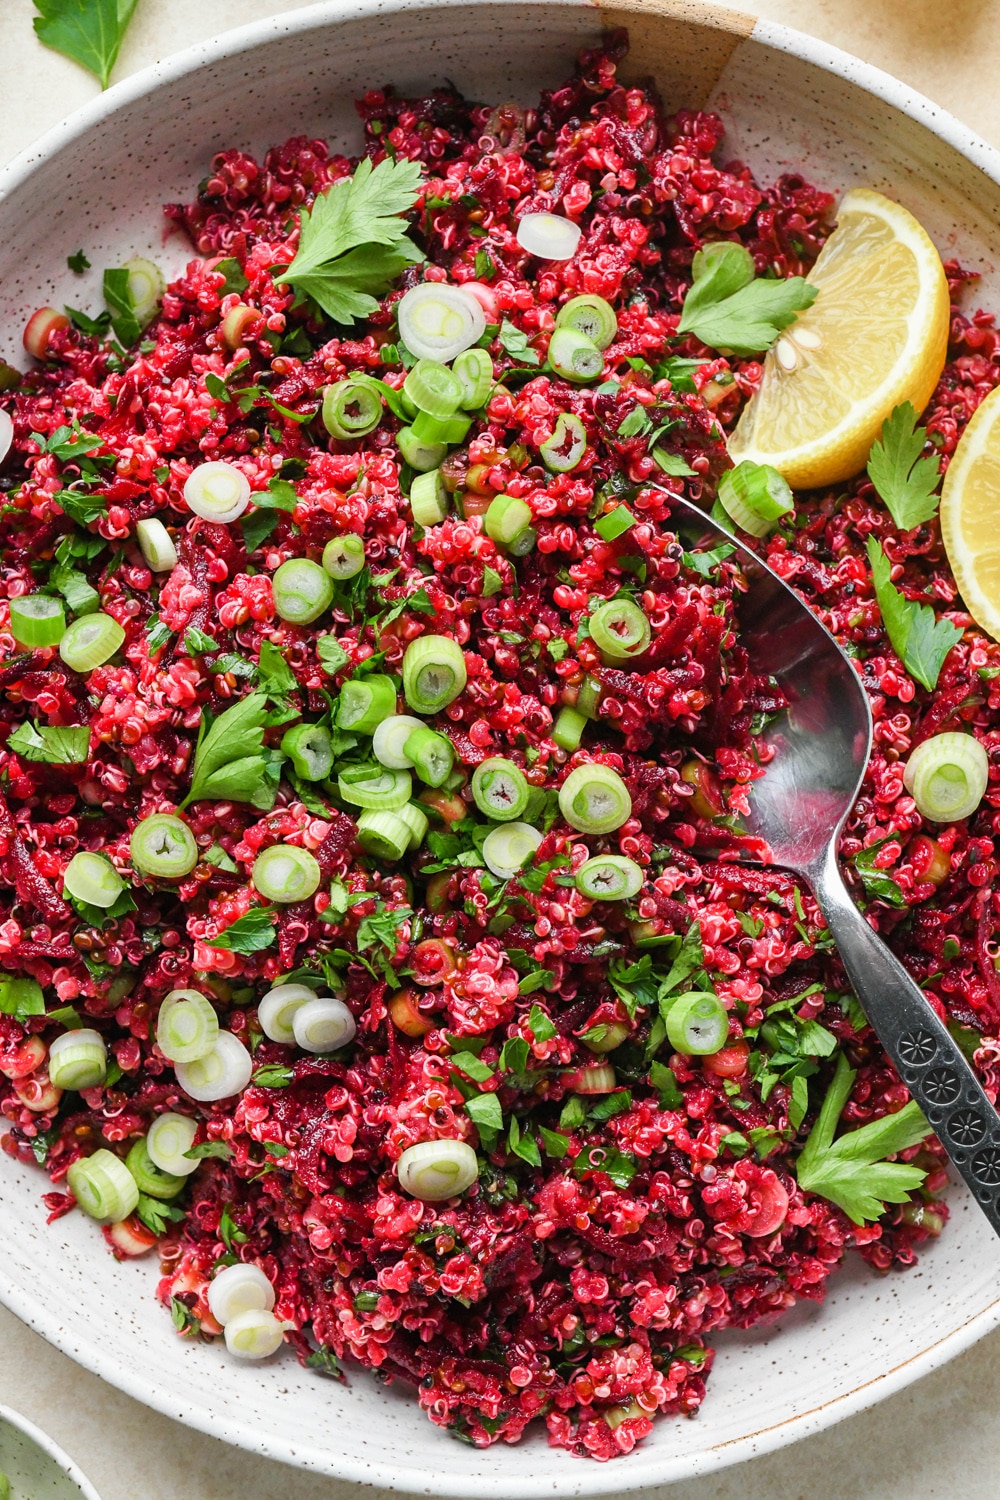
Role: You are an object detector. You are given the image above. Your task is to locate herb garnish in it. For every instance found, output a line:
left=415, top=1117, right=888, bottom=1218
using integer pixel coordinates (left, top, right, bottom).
left=32, top=0, right=139, bottom=89
left=867, top=402, right=942, bottom=530
left=866, top=537, right=962, bottom=691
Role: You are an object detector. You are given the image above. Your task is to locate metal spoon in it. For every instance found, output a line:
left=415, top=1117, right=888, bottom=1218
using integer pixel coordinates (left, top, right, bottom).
left=667, top=492, right=1000, bottom=1236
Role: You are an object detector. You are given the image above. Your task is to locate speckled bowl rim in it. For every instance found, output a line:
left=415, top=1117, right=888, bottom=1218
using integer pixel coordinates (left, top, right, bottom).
left=2, top=0, right=1000, bottom=1492
left=0, top=1402, right=103, bottom=1500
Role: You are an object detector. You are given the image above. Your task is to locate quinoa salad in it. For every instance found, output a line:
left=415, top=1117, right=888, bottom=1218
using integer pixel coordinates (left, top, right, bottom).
left=0, top=30, right=998, bottom=1462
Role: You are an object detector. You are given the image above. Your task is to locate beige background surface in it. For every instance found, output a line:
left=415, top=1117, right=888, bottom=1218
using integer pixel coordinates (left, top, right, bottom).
left=1, top=0, right=999, bottom=1495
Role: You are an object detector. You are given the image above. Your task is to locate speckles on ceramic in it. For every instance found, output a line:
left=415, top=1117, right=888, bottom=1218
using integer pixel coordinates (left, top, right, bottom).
left=0, top=1404, right=103, bottom=1500
left=3, top=2, right=1000, bottom=1496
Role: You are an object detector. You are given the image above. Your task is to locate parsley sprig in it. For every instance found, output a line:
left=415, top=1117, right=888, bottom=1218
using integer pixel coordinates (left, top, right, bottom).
left=182, top=692, right=277, bottom=809
left=274, top=156, right=425, bottom=324
left=677, top=242, right=817, bottom=357
left=32, top=0, right=139, bottom=89
left=866, top=537, right=962, bottom=691
left=795, top=1054, right=928, bottom=1224
left=867, top=402, right=942, bottom=530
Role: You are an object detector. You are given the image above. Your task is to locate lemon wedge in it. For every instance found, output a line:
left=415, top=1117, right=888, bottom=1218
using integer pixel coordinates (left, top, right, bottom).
left=940, top=385, right=1000, bottom=641
left=727, top=188, right=950, bottom=489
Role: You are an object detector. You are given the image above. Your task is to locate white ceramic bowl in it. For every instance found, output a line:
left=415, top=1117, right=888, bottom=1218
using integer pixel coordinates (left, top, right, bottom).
left=0, top=1403, right=102, bottom=1500
left=3, top=1, right=1000, bottom=1493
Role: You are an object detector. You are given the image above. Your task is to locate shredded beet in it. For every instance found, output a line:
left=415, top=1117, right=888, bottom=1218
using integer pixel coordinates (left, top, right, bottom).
left=0, top=33, right=994, bottom=1461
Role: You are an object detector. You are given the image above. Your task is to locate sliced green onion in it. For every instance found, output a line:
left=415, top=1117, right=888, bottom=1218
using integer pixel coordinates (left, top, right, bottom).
left=292, top=995, right=357, bottom=1053
left=404, top=726, right=455, bottom=787
left=903, top=732, right=989, bottom=822
left=280, top=722, right=333, bottom=781
left=339, top=765, right=411, bottom=810
left=552, top=707, right=586, bottom=752
left=717, top=461, right=793, bottom=537
left=452, top=347, right=493, bottom=409
left=59, top=611, right=125, bottom=672
left=582, top=1022, right=629, bottom=1054
left=396, top=801, right=429, bottom=848
left=252, top=844, right=322, bottom=903
left=224, top=1308, right=285, bottom=1360
left=402, top=635, right=467, bottom=713
left=322, top=378, right=383, bottom=440
left=272, top=558, right=334, bottom=625
left=125, top=1136, right=186, bottom=1200
left=555, top=294, right=617, bottom=349
left=411, top=409, right=473, bottom=446
left=548, top=328, right=603, bottom=383
left=146, top=1113, right=199, bottom=1177
left=130, top=814, right=198, bottom=879
left=124, top=257, right=165, bottom=326
left=175, top=1030, right=253, bottom=1102
left=397, top=426, right=448, bottom=472
left=156, top=988, right=220, bottom=1064
left=482, top=820, right=542, bottom=879
left=576, top=854, right=643, bottom=900
left=559, top=1062, right=617, bottom=1093
left=397, top=282, right=486, bottom=363
left=472, top=756, right=529, bottom=821
left=576, top=674, right=602, bottom=719
left=183, top=460, right=251, bottom=524
left=558, top=763, right=632, bottom=834
left=258, top=983, right=314, bottom=1044
left=589, top=596, right=651, bottom=664
left=373, top=714, right=424, bottom=769
left=208, top=1262, right=275, bottom=1327
left=48, top=1028, right=107, bottom=1091
left=665, top=990, right=729, bottom=1055
left=356, top=808, right=412, bottom=860
left=9, top=594, right=65, bottom=648
left=136, top=518, right=178, bottom=573
left=410, top=468, right=449, bottom=527
left=484, top=493, right=533, bottom=549
left=336, top=674, right=397, bottom=734
left=540, top=411, right=587, bottom=472
left=516, top=212, right=582, bottom=261
left=508, top=526, right=537, bottom=557
left=63, top=851, right=124, bottom=908
left=396, top=1138, right=479, bottom=1201
left=403, top=359, right=463, bottom=419
left=594, top=505, right=636, bottom=542
left=67, top=1148, right=139, bottom=1223
left=322, top=534, right=365, bottom=578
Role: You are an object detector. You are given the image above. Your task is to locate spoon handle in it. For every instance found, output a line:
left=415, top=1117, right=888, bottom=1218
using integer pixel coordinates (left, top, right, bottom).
left=812, top=845, right=1000, bottom=1238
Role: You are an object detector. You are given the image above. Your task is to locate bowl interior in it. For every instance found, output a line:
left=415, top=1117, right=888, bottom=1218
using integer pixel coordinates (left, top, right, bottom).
left=0, top=1405, right=100, bottom=1500
left=2, top=1, right=1000, bottom=1493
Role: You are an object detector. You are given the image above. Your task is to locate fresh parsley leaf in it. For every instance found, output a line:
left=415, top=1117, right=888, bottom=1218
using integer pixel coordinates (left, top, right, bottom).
left=214, top=258, right=249, bottom=297
left=517, top=968, right=554, bottom=996
left=257, top=639, right=298, bottom=697
left=661, top=922, right=705, bottom=993
left=616, top=406, right=651, bottom=439
left=851, top=836, right=907, bottom=908
left=683, top=543, right=735, bottom=579
left=867, top=402, right=941, bottom=530
left=866, top=537, right=962, bottom=692
left=183, top=627, right=218, bottom=655
left=679, top=275, right=818, bottom=358
left=274, top=156, right=425, bottom=324
left=449, top=1050, right=495, bottom=1084
left=145, top=614, right=173, bottom=655
left=657, top=356, right=705, bottom=394
left=103, top=267, right=142, bottom=347
left=317, top=635, right=350, bottom=675
left=241, top=508, right=280, bottom=553
left=526, top=1003, right=556, bottom=1043
left=218, top=1205, right=248, bottom=1251
left=209, top=908, right=277, bottom=954
left=794, top=1053, right=928, bottom=1224
left=651, top=447, right=696, bottom=478
left=498, top=319, right=540, bottom=366
left=50, top=562, right=100, bottom=615
left=67, top=250, right=90, bottom=273
left=213, top=652, right=256, bottom=681
left=258, top=477, right=299, bottom=512
left=538, top=1126, right=569, bottom=1158
left=7, top=721, right=89, bottom=764
left=183, top=1140, right=234, bottom=1161
left=183, top=692, right=271, bottom=807
left=573, top=1142, right=637, bottom=1189
left=136, top=1193, right=186, bottom=1237
left=306, top=1345, right=344, bottom=1380
left=32, top=0, right=139, bottom=89
left=482, top=566, right=503, bottom=598
left=507, top=1113, right=542, bottom=1167
left=52, top=486, right=107, bottom=526
left=499, top=1037, right=530, bottom=1074
left=788, top=1075, right=810, bottom=1132
left=251, top=1063, right=294, bottom=1089
left=65, top=306, right=111, bottom=338
left=649, top=1060, right=683, bottom=1109
left=465, top=1090, right=503, bottom=1147
left=170, top=1297, right=199, bottom=1336
left=0, top=977, right=44, bottom=1021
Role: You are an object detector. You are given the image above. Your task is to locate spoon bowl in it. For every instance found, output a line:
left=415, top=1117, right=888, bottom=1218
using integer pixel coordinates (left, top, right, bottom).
left=669, top=493, right=1000, bottom=1236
